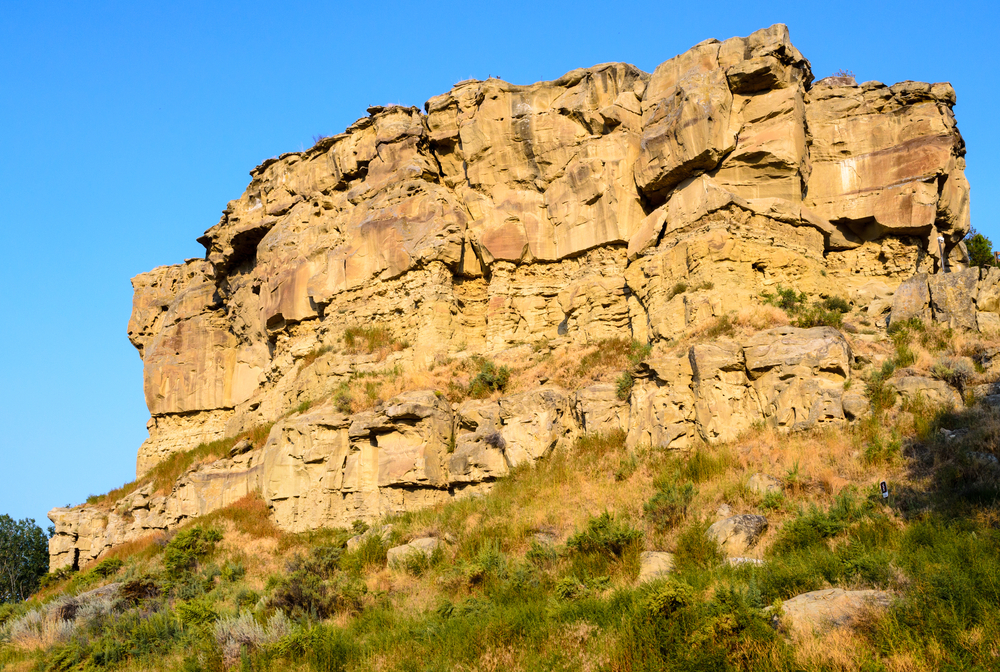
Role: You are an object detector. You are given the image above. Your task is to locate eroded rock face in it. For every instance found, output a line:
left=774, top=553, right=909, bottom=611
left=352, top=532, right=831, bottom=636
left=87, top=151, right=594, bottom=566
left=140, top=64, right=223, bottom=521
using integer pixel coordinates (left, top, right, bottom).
left=53, top=327, right=858, bottom=569
left=124, top=24, right=969, bottom=478
left=889, top=267, right=1000, bottom=331
left=53, top=24, right=977, bottom=569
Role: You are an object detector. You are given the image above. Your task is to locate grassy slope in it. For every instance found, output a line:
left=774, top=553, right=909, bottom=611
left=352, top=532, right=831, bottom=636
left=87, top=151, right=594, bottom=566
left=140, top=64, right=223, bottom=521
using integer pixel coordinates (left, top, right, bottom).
left=4, top=311, right=1000, bottom=671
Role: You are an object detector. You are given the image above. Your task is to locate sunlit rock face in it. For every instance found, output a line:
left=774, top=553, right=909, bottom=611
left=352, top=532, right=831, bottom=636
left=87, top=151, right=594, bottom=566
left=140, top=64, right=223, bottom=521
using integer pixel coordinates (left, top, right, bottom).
left=49, top=24, right=977, bottom=570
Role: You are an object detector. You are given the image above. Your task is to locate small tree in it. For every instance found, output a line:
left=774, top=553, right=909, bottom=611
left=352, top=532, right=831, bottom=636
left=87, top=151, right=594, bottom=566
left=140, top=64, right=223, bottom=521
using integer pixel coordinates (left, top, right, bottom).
left=0, top=515, right=49, bottom=603
left=964, top=227, right=998, bottom=268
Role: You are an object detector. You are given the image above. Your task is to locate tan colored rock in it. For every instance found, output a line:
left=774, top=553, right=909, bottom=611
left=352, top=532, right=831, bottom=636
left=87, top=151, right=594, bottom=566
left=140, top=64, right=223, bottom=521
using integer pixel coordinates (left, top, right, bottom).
left=888, top=374, right=962, bottom=408
left=691, top=341, right=761, bottom=442
left=388, top=537, right=441, bottom=566
left=626, top=356, right=697, bottom=449
left=55, top=25, right=977, bottom=568
left=890, top=273, right=932, bottom=326
left=777, top=589, right=893, bottom=636
left=743, top=326, right=851, bottom=430
left=746, top=473, right=782, bottom=496
left=573, top=384, right=630, bottom=435
left=928, top=267, right=978, bottom=330
left=638, top=551, right=675, bottom=582
left=706, top=514, right=768, bottom=555
left=805, top=79, right=967, bottom=249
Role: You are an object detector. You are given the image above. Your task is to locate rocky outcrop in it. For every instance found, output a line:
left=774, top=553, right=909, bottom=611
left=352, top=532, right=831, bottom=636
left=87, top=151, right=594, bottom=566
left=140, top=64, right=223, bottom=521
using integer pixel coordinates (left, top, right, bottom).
left=707, top=514, right=769, bottom=555
left=50, top=24, right=978, bottom=569
left=123, top=24, right=969, bottom=479
left=52, top=326, right=857, bottom=569
left=629, top=326, right=853, bottom=446
left=890, top=267, right=1000, bottom=332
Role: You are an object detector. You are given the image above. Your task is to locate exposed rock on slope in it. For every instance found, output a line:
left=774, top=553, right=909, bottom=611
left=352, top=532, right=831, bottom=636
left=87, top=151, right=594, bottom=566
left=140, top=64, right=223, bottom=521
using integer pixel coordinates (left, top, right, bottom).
left=126, top=24, right=970, bottom=478
left=51, top=24, right=977, bottom=569
left=51, top=326, right=854, bottom=570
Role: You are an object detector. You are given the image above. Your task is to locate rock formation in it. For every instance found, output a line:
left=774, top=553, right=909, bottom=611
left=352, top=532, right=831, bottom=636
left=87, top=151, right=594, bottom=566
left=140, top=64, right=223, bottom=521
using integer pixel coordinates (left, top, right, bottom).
left=50, top=24, right=976, bottom=570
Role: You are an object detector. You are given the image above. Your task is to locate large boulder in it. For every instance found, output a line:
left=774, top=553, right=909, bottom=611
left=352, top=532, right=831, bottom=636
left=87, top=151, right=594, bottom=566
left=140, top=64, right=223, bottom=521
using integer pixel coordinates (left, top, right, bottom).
left=742, top=327, right=852, bottom=431
left=707, top=514, right=769, bottom=555
left=777, top=589, right=893, bottom=636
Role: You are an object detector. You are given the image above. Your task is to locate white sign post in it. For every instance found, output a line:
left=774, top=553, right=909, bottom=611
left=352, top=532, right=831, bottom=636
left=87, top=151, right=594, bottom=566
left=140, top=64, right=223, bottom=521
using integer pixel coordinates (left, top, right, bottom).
left=880, top=481, right=889, bottom=500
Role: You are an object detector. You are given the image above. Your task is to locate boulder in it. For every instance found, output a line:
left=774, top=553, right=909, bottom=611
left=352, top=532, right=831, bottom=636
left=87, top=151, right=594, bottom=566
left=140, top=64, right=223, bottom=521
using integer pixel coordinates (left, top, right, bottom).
left=387, top=537, right=441, bottom=565
left=742, top=327, right=852, bottom=431
left=346, top=525, right=393, bottom=552
left=890, top=274, right=931, bottom=326
left=777, top=589, right=893, bottom=636
left=746, top=473, right=782, bottom=496
left=707, top=514, right=769, bottom=555
left=888, top=374, right=962, bottom=408
left=928, top=268, right=979, bottom=330
left=638, top=551, right=676, bottom=582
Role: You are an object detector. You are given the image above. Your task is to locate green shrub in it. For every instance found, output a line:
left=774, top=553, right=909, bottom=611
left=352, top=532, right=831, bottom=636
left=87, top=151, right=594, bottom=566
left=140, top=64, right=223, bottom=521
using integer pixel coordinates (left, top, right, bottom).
left=340, top=534, right=388, bottom=575
left=307, top=624, right=359, bottom=672
left=667, top=281, right=689, bottom=300
left=681, top=449, right=733, bottom=483
left=761, top=286, right=806, bottom=312
left=163, top=526, right=223, bottom=580
left=343, top=326, right=406, bottom=355
left=932, top=356, right=974, bottom=392
left=641, top=578, right=695, bottom=617
left=220, top=559, right=245, bottom=583
left=768, top=490, right=866, bottom=556
left=793, top=304, right=844, bottom=329
left=615, top=372, right=633, bottom=401
left=673, top=520, right=724, bottom=570
left=90, top=558, right=124, bottom=578
left=702, top=314, right=735, bottom=338
left=176, top=598, right=219, bottom=627
left=468, top=357, right=511, bottom=398
left=644, top=482, right=695, bottom=531
left=566, top=512, right=643, bottom=560
left=822, top=296, right=851, bottom=313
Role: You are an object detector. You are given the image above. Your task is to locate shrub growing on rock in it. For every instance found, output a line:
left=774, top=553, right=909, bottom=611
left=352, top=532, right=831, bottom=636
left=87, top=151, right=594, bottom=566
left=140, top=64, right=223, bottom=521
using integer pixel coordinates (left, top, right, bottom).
left=467, top=357, right=511, bottom=398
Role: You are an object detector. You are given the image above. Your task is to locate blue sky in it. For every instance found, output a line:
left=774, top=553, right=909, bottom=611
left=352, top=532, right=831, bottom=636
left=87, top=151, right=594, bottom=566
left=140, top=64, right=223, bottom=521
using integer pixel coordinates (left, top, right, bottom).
left=1, top=0, right=997, bottom=531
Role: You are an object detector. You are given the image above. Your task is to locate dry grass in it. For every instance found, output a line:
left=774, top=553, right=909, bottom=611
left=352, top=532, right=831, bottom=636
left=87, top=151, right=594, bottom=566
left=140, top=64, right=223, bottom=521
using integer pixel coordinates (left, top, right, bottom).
left=96, top=531, right=168, bottom=567
left=343, top=326, right=409, bottom=361
left=200, top=492, right=285, bottom=540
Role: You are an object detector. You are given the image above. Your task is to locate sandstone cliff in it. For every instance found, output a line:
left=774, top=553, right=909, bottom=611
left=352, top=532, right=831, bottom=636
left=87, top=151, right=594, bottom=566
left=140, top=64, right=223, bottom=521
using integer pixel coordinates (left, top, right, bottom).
left=50, top=24, right=976, bottom=570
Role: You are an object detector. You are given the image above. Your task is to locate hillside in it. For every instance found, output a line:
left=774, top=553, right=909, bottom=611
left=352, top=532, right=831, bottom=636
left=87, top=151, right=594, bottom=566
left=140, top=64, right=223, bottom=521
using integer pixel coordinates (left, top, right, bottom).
left=2, top=22, right=998, bottom=672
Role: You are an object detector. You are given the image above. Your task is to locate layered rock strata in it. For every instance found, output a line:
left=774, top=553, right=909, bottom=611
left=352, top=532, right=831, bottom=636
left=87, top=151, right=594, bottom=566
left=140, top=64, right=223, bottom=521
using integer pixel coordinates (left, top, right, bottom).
left=51, top=24, right=977, bottom=569
left=51, top=326, right=854, bottom=570
left=126, top=24, right=970, bottom=477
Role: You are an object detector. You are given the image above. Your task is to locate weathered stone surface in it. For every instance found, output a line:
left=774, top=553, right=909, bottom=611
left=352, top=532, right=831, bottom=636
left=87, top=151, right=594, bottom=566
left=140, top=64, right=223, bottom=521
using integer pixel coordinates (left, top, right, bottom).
left=50, top=24, right=975, bottom=569
left=124, top=24, right=966, bottom=476
left=777, top=589, right=893, bottom=636
left=707, top=514, right=768, bottom=555
left=888, top=374, right=962, bottom=408
left=746, top=473, right=782, bottom=496
left=927, top=267, right=978, bottom=330
left=387, top=537, right=441, bottom=565
left=573, top=384, right=630, bottom=435
left=805, top=77, right=967, bottom=249
left=638, top=551, right=675, bottom=582
left=890, top=274, right=932, bottom=326
left=743, top=326, right=852, bottom=430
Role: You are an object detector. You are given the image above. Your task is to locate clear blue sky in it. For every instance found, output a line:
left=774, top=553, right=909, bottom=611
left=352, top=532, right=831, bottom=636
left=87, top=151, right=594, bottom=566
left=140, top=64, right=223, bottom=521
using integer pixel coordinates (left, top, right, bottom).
left=1, top=0, right=997, bottom=531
